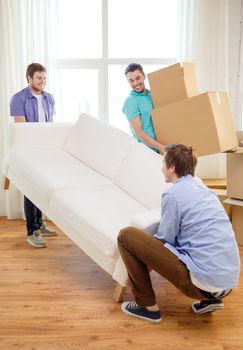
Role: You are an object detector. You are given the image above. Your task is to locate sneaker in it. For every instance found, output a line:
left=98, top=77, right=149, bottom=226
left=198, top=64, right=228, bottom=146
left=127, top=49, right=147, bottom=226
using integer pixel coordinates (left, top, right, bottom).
left=212, top=288, right=232, bottom=299
left=192, top=299, right=224, bottom=314
left=27, top=230, right=47, bottom=248
left=121, top=301, right=162, bottom=324
left=40, top=222, right=57, bottom=236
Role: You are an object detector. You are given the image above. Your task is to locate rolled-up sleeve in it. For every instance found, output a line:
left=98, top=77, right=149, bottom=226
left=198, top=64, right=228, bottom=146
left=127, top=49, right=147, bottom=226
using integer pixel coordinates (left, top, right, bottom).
left=10, top=95, right=25, bottom=116
left=123, top=97, right=139, bottom=121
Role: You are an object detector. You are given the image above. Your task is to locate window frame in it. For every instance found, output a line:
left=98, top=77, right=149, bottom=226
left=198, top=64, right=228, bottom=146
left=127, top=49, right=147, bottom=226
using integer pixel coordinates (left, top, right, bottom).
left=58, top=0, right=178, bottom=123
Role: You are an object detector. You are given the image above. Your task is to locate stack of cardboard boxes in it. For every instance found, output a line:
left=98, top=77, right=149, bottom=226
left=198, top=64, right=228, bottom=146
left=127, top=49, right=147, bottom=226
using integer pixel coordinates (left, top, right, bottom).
left=148, top=62, right=238, bottom=157
left=148, top=62, right=243, bottom=245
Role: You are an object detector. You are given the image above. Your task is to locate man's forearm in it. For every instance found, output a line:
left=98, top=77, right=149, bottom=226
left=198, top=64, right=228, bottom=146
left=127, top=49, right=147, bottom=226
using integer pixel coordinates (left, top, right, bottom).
left=137, top=130, right=165, bottom=153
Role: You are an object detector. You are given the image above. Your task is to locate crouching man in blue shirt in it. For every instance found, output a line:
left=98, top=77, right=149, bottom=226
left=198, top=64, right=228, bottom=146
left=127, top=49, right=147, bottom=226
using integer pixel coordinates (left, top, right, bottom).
left=118, top=144, right=240, bottom=324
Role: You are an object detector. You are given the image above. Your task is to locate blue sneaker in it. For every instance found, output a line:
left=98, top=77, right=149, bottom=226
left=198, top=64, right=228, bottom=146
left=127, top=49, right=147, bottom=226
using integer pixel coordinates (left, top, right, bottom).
left=192, top=299, right=224, bottom=314
left=121, top=301, right=162, bottom=324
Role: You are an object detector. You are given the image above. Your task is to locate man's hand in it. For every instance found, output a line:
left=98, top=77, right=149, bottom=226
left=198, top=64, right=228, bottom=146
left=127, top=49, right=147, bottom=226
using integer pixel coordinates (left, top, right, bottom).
left=13, top=116, right=26, bottom=122
left=158, top=144, right=165, bottom=155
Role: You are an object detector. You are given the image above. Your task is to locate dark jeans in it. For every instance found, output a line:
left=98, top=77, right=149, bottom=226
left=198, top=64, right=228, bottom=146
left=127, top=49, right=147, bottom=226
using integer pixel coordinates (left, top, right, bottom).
left=24, top=196, right=42, bottom=236
left=118, top=226, right=207, bottom=307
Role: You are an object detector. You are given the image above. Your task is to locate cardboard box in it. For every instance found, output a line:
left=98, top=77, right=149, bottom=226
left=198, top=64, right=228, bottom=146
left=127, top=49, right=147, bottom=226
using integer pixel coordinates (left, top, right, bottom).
left=151, top=92, right=238, bottom=157
left=148, top=62, right=198, bottom=108
left=226, top=131, right=243, bottom=200
left=232, top=205, right=243, bottom=246
left=224, top=198, right=243, bottom=246
left=202, top=178, right=226, bottom=190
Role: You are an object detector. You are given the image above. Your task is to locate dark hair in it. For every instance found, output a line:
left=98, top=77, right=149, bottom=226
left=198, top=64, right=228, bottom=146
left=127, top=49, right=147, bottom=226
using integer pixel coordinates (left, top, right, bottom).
left=125, top=63, right=144, bottom=76
left=164, top=144, right=197, bottom=177
left=26, top=63, right=47, bottom=82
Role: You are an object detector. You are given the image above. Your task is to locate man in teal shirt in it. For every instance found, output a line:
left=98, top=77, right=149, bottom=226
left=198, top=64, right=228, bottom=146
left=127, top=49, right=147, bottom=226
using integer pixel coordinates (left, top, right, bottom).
left=123, top=63, right=165, bottom=153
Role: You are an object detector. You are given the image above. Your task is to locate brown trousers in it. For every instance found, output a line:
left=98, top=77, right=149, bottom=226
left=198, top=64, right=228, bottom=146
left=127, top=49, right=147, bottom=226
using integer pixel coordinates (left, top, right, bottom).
left=118, top=226, right=206, bottom=306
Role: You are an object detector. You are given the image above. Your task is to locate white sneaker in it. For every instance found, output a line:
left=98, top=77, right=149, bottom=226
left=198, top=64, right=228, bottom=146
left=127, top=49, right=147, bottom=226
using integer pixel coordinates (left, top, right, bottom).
left=27, top=230, right=47, bottom=248
left=192, top=299, right=224, bottom=314
left=40, top=222, right=57, bottom=236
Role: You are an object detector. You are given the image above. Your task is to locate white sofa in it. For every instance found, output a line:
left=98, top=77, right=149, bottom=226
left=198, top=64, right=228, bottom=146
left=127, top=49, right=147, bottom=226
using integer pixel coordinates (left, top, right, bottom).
left=3, top=113, right=171, bottom=300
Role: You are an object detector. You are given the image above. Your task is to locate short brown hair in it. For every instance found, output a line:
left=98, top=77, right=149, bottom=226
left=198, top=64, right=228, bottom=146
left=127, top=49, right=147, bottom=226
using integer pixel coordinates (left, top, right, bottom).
left=164, top=144, right=197, bottom=177
left=26, top=63, right=47, bottom=82
left=125, top=63, right=144, bottom=76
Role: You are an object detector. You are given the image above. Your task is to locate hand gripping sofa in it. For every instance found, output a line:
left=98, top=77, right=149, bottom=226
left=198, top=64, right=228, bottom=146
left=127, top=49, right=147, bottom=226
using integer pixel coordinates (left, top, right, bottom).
left=3, top=113, right=171, bottom=301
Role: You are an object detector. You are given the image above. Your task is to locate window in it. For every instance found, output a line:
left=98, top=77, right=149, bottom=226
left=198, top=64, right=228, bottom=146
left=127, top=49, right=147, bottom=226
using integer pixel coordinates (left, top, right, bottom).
left=58, top=0, right=102, bottom=59
left=108, top=0, right=178, bottom=58
left=58, top=69, right=99, bottom=122
left=55, top=0, right=179, bottom=132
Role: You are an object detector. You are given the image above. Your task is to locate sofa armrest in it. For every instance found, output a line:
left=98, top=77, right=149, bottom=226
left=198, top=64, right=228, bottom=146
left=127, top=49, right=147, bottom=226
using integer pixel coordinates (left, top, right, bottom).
left=7, top=122, right=74, bottom=150
left=130, top=208, right=161, bottom=234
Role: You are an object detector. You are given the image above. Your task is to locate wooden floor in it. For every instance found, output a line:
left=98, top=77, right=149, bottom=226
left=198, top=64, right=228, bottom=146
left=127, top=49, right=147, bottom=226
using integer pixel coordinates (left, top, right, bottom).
left=0, top=217, right=243, bottom=350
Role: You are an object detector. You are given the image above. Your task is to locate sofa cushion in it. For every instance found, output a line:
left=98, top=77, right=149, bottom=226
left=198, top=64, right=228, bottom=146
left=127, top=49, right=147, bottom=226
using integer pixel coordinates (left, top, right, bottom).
left=64, top=113, right=134, bottom=180
left=6, top=149, right=113, bottom=201
left=50, top=184, right=146, bottom=258
left=115, top=142, right=171, bottom=209
left=130, top=208, right=161, bottom=231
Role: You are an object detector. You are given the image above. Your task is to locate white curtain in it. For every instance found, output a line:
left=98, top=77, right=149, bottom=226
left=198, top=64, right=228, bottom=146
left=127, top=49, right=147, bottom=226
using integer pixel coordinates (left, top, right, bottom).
left=178, top=0, right=243, bottom=178
left=178, top=0, right=243, bottom=129
left=227, top=0, right=243, bottom=131
left=0, top=0, right=59, bottom=218
left=178, top=0, right=229, bottom=92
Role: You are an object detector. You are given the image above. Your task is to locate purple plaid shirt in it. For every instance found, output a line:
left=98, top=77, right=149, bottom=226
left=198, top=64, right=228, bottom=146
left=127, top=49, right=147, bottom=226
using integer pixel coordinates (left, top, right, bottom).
left=10, top=87, right=55, bottom=122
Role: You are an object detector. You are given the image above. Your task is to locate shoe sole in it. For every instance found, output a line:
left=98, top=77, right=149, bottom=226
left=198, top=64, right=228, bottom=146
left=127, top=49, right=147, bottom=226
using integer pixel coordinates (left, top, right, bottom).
left=121, top=304, right=162, bottom=324
left=27, top=239, right=47, bottom=248
left=41, top=232, right=57, bottom=237
left=192, top=303, right=224, bottom=314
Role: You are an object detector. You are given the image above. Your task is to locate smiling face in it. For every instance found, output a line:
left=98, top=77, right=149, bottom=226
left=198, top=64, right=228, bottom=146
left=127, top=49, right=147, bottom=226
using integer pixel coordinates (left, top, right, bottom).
left=126, top=69, right=146, bottom=93
left=28, top=71, right=47, bottom=94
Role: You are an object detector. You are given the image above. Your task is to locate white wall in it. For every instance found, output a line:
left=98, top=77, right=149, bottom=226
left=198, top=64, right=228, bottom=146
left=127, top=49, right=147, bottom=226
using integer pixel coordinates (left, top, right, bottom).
left=195, top=153, right=226, bottom=179
left=194, top=0, right=241, bottom=180
left=228, top=0, right=243, bottom=131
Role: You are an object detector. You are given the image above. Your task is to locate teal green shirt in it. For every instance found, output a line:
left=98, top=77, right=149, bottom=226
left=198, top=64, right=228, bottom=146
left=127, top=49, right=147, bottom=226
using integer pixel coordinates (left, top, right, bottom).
left=123, top=89, right=157, bottom=150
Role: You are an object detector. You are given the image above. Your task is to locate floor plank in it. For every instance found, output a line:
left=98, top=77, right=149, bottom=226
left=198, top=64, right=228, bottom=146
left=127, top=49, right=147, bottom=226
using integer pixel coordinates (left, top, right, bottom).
left=0, top=217, right=243, bottom=350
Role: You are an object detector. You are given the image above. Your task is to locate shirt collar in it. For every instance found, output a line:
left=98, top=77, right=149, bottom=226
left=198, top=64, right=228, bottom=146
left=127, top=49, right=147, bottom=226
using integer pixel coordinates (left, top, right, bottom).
left=26, top=86, right=47, bottom=99
left=131, top=89, right=150, bottom=97
left=175, top=174, right=193, bottom=184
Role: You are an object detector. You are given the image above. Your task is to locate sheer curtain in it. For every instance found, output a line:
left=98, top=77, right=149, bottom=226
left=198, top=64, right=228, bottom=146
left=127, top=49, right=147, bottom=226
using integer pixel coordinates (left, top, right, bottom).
left=0, top=0, right=59, bottom=218
left=178, top=0, right=229, bottom=92
left=178, top=0, right=243, bottom=129
left=178, top=0, right=243, bottom=178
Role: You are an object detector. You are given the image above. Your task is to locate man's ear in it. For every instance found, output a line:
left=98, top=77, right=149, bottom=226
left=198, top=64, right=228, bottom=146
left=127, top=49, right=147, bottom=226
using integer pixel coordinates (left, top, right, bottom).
left=170, top=165, right=175, bottom=174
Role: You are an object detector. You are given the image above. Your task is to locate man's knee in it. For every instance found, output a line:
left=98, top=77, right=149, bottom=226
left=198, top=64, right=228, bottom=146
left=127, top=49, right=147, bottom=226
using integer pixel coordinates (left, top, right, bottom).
left=118, top=226, right=133, bottom=245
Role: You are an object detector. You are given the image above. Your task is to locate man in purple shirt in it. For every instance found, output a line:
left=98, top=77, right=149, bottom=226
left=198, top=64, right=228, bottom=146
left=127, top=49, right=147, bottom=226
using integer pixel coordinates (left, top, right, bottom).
left=10, top=63, right=57, bottom=248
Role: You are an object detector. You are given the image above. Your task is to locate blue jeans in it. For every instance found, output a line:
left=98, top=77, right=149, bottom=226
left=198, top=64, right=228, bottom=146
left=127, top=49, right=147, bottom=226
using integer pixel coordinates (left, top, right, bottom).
left=24, top=196, right=42, bottom=236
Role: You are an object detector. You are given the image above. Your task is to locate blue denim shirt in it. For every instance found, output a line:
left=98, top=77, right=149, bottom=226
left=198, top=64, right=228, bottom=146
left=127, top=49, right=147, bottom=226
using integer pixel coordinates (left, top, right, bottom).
left=10, top=87, right=55, bottom=122
left=155, top=175, right=240, bottom=289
